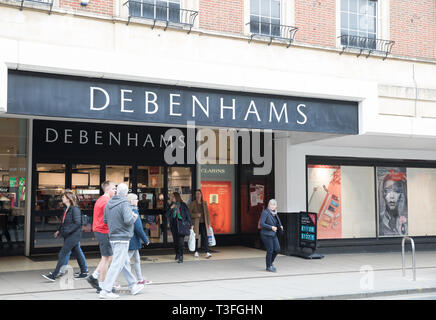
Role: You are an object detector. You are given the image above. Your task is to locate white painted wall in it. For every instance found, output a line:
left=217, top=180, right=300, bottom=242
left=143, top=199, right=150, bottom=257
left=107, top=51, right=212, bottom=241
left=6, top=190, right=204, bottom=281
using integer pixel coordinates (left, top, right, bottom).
left=1, top=5, right=436, bottom=140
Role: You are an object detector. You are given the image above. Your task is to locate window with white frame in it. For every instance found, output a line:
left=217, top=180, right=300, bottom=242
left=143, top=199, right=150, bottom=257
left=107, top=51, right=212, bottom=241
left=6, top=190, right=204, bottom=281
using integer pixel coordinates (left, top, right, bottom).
left=250, top=0, right=281, bottom=37
left=129, top=0, right=181, bottom=23
left=340, top=0, right=377, bottom=49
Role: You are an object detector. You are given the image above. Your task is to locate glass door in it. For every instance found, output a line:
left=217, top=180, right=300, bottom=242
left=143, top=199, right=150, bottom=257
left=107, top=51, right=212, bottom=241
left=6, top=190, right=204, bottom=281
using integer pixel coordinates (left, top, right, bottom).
left=137, top=166, right=165, bottom=244
left=167, top=166, right=192, bottom=243
left=34, top=163, right=66, bottom=248
left=72, top=164, right=101, bottom=246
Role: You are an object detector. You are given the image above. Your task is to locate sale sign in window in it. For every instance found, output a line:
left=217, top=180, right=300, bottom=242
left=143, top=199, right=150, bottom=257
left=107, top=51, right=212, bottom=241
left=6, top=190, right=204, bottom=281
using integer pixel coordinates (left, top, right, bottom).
left=201, top=181, right=232, bottom=234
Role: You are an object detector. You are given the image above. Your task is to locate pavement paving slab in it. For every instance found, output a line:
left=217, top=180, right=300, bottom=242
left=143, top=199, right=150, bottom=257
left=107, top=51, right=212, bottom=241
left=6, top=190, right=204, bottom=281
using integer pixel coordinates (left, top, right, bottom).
left=0, top=247, right=436, bottom=300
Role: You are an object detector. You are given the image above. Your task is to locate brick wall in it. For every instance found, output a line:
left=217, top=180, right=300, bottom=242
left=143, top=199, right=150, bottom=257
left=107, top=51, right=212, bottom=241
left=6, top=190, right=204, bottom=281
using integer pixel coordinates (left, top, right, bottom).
left=294, top=0, right=336, bottom=47
left=390, top=0, right=436, bottom=59
left=199, top=0, right=244, bottom=34
left=59, top=0, right=113, bottom=16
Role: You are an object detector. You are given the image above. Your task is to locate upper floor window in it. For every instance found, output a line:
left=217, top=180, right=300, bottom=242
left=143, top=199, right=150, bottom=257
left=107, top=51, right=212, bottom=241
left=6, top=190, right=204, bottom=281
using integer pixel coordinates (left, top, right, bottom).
left=250, top=0, right=281, bottom=37
left=129, top=0, right=181, bottom=23
left=341, top=0, right=377, bottom=48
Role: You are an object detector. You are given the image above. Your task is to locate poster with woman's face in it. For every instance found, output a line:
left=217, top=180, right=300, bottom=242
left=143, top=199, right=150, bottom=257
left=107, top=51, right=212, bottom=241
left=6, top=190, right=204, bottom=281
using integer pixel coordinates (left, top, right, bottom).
left=377, top=167, right=408, bottom=237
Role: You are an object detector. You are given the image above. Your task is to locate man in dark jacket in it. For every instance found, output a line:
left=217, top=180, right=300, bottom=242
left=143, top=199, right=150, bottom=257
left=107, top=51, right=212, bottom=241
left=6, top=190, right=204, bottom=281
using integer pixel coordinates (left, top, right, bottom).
left=99, top=183, right=144, bottom=299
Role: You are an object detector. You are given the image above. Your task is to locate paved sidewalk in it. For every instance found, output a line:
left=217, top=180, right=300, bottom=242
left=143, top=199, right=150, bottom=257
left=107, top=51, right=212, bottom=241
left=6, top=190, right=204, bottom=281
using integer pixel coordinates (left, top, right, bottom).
left=1, top=249, right=436, bottom=300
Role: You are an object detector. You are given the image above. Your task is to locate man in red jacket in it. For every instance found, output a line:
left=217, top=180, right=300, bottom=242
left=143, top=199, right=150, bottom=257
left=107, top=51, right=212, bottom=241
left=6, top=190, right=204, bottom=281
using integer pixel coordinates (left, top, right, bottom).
left=87, top=180, right=116, bottom=292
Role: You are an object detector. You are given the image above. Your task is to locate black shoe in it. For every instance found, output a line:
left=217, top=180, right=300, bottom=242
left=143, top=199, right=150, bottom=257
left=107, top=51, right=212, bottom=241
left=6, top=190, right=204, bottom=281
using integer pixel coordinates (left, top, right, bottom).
left=87, top=275, right=100, bottom=290
left=42, top=273, right=56, bottom=282
left=74, top=272, right=89, bottom=280
left=175, top=254, right=179, bottom=261
left=178, top=256, right=183, bottom=263
left=266, top=266, right=276, bottom=272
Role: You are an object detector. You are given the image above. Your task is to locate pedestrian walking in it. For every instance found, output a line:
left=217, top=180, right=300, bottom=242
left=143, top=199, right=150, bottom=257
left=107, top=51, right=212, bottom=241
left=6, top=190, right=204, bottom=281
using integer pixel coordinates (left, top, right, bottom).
left=259, top=199, right=283, bottom=273
left=189, top=189, right=212, bottom=259
left=42, top=190, right=88, bottom=281
left=58, top=241, right=88, bottom=279
left=86, top=181, right=116, bottom=293
left=99, top=183, right=144, bottom=299
left=127, top=193, right=152, bottom=285
left=166, top=192, right=193, bottom=263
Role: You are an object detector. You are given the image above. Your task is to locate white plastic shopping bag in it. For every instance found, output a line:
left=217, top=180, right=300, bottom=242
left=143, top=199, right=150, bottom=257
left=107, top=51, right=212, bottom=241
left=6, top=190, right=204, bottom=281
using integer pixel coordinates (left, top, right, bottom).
left=207, top=226, right=216, bottom=247
left=188, top=229, right=196, bottom=252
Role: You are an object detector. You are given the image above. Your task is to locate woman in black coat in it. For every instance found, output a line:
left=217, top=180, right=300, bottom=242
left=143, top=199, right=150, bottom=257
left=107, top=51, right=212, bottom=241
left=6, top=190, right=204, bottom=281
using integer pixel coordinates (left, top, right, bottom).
left=259, top=199, right=284, bottom=272
left=166, top=192, right=193, bottom=263
left=42, top=190, right=88, bottom=281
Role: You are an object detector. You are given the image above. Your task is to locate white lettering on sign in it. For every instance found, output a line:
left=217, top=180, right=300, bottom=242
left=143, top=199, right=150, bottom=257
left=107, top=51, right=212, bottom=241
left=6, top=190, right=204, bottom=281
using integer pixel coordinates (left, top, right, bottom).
left=220, top=98, right=236, bottom=120
left=297, top=104, right=308, bottom=125
left=145, top=91, right=159, bottom=114
left=192, top=96, right=210, bottom=118
left=45, top=128, right=58, bottom=143
left=80, top=130, right=88, bottom=144
left=90, top=87, right=110, bottom=111
left=121, top=89, right=134, bottom=113
left=169, top=93, right=182, bottom=117
left=88, top=86, right=312, bottom=127
left=269, top=102, right=289, bottom=123
left=244, top=100, right=261, bottom=122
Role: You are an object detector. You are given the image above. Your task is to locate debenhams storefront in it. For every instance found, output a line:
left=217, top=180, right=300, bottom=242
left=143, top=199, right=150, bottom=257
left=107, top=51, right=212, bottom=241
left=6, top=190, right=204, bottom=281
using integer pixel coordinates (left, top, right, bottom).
left=1, top=70, right=358, bottom=256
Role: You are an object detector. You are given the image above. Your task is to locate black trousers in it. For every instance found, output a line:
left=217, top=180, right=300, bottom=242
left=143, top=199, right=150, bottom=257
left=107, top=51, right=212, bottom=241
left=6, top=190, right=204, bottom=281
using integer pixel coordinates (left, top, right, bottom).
left=260, top=234, right=280, bottom=268
left=52, top=232, right=87, bottom=276
left=194, top=223, right=209, bottom=252
left=172, top=228, right=185, bottom=258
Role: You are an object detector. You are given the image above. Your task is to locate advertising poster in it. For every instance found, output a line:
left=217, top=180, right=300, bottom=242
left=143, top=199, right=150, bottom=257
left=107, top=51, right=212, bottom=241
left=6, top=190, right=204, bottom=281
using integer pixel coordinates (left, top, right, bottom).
left=201, top=181, right=232, bottom=234
left=376, top=167, right=408, bottom=237
left=307, top=165, right=342, bottom=239
left=249, top=184, right=265, bottom=207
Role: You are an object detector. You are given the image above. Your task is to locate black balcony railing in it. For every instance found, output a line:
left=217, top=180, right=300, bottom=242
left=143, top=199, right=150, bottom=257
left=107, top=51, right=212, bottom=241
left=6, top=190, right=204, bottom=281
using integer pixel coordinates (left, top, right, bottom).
left=124, top=1, right=198, bottom=33
left=339, top=35, right=395, bottom=60
left=18, top=0, right=53, bottom=13
left=246, top=21, right=298, bottom=48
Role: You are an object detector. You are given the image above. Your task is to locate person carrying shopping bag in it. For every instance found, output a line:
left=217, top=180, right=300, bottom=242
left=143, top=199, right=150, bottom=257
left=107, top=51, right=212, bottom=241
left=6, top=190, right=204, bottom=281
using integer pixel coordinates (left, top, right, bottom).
left=127, top=193, right=152, bottom=285
left=166, top=192, right=193, bottom=263
left=42, top=190, right=88, bottom=281
left=189, top=189, right=212, bottom=259
left=259, top=199, right=284, bottom=273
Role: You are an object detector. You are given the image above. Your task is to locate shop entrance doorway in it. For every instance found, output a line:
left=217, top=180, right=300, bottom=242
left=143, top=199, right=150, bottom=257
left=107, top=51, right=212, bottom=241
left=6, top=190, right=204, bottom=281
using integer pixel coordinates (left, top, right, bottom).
left=31, top=162, right=194, bottom=253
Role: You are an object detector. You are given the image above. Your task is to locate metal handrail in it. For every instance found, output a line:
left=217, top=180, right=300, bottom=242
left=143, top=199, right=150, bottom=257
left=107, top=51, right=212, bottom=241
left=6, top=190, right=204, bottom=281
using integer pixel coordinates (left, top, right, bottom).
left=123, top=1, right=198, bottom=33
left=401, top=236, right=416, bottom=281
left=246, top=21, right=298, bottom=48
left=338, top=35, right=395, bottom=60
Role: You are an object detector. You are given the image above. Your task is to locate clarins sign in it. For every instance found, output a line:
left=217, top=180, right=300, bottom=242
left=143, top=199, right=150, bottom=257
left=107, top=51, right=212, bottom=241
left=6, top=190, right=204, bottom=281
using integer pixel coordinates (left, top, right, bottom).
left=8, top=71, right=358, bottom=134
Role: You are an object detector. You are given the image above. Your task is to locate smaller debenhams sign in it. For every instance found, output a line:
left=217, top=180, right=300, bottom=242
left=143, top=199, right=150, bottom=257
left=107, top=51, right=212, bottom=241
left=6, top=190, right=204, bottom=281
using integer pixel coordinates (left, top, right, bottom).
left=7, top=71, right=358, bottom=134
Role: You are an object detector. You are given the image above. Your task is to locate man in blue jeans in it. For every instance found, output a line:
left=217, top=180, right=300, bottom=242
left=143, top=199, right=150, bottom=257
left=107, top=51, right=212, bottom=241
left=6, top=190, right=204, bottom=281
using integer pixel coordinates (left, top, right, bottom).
left=58, top=242, right=88, bottom=279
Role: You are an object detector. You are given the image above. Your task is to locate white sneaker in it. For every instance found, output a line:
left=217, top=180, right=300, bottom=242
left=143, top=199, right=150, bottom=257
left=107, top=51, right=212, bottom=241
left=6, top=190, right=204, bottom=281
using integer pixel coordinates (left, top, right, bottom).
left=99, top=290, right=120, bottom=299
left=205, top=252, right=212, bottom=259
left=194, top=251, right=199, bottom=258
left=130, top=284, right=144, bottom=295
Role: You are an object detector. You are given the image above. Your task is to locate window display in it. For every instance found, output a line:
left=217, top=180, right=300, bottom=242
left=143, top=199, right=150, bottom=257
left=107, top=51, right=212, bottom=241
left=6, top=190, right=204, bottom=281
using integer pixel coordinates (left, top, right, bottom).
left=307, top=164, right=376, bottom=239
left=0, top=118, right=28, bottom=254
left=201, top=164, right=235, bottom=234
left=406, top=168, right=436, bottom=236
left=376, top=167, right=408, bottom=237
left=307, top=165, right=342, bottom=239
